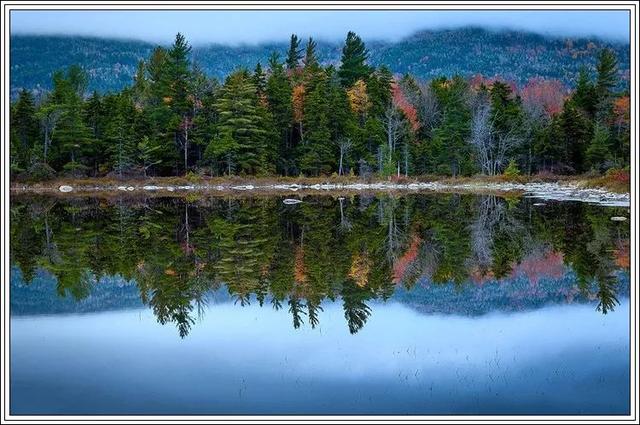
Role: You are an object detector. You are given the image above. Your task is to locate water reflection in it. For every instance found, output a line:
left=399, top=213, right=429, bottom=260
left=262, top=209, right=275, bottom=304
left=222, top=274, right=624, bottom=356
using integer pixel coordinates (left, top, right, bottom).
left=10, top=194, right=630, bottom=337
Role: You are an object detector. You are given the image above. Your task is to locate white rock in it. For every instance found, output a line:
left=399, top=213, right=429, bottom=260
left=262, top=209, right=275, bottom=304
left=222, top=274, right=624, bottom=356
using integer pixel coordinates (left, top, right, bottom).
left=126, top=186, right=135, bottom=191
left=610, top=216, right=628, bottom=221
left=167, top=187, right=175, bottom=192
left=143, top=185, right=161, bottom=191
left=283, top=198, right=303, bottom=205
left=117, top=186, right=127, bottom=191
left=58, top=185, right=73, bottom=192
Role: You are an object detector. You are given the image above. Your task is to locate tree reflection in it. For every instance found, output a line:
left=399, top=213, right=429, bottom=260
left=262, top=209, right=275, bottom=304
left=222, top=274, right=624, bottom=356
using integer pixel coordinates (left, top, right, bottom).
left=10, top=194, right=630, bottom=337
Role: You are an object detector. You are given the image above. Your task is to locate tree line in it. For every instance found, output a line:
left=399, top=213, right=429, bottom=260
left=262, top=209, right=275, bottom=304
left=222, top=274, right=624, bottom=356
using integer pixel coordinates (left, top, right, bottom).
left=10, top=32, right=630, bottom=180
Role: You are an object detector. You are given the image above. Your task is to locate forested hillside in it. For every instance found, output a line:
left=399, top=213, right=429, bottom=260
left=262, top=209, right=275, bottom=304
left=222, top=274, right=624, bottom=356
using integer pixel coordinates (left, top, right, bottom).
left=10, top=27, right=629, bottom=98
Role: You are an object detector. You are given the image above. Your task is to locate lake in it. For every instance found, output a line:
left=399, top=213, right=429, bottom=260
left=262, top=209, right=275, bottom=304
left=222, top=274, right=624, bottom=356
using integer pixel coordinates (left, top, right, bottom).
left=9, top=193, right=631, bottom=415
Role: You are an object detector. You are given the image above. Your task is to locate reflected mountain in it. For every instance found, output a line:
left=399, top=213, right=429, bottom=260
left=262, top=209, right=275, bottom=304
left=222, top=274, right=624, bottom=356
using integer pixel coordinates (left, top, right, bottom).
left=10, top=194, right=630, bottom=337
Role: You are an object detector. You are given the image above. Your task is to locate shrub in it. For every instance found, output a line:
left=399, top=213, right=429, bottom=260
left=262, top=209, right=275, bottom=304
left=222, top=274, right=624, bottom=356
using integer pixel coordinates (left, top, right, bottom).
left=185, top=170, right=203, bottom=183
left=20, top=162, right=56, bottom=182
left=503, top=159, right=521, bottom=177
left=62, top=162, right=90, bottom=178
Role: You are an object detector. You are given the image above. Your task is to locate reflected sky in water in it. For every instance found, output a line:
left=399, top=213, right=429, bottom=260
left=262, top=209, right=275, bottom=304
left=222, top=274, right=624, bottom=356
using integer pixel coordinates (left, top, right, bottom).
left=12, top=300, right=629, bottom=415
left=9, top=193, right=631, bottom=415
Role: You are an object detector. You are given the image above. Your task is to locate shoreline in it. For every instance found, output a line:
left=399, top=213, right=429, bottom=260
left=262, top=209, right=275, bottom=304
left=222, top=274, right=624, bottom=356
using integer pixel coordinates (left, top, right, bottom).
left=9, top=177, right=631, bottom=207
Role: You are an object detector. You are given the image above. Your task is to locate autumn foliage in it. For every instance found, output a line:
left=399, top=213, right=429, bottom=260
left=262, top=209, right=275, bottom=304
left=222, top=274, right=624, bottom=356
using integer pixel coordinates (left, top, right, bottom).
left=520, top=78, right=567, bottom=117
left=346, top=79, right=371, bottom=116
left=392, top=234, right=421, bottom=283
left=511, top=250, right=564, bottom=285
left=292, top=84, right=306, bottom=123
left=392, top=82, right=419, bottom=131
left=349, top=250, right=372, bottom=287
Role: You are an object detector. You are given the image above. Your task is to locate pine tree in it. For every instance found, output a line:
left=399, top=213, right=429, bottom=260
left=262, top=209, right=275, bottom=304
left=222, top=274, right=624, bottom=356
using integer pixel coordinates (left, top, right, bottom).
left=299, top=71, right=333, bottom=175
left=303, top=38, right=319, bottom=71
left=266, top=52, right=294, bottom=174
left=104, top=92, right=136, bottom=178
left=213, top=70, right=267, bottom=174
left=84, top=91, right=103, bottom=139
left=431, top=77, right=472, bottom=176
left=586, top=123, right=611, bottom=172
left=286, top=34, right=302, bottom=71
left=166, top=33, right=193, bottom=172
left=253, top=62, right=267, bottom=98
left=83, top=91, right=107, bottom=174
left=559, top=100, right=592, bottom=173
left=338, top=31, right=371, bottom=87
left=166, top=33, right=192, bottom=115
left=132, top=59, right=148, bottom=106
left=595, top=48, right=618, bottom=123
left=50, top=67, right=93, bottom=175
left=573, top=67, right=597, bottom=117
left=10, top=89, right=39, bottom=169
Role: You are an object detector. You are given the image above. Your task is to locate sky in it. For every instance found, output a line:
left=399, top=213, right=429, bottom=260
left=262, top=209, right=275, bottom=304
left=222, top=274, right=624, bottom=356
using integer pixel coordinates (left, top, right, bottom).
left=10, top=10, right=630, bottom=45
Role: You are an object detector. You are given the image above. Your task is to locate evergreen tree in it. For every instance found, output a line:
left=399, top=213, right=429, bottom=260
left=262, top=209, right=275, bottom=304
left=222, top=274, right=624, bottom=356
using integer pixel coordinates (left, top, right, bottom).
left=132, top=59, right=148, bottom=106
left=299, top=71, right=333, bottom=175
left=586, top=123, right=611, bottom=172
left=338, top=31, right=371, bottom=87
left=266, top=52, right=294, bottom=174
left=573, top=67, right=597, bottom=117
left=431, top=76, right=473, bottom=176
left=166, top=33, right=193, bottom=172
left=50, top=67, right=93, bottom=175
left=83, top=91, right=107, bottom=174
left=103, top=92, right=137, bottom=178
left=252, top=62, right=267, bottom=97
left=212, top=70, right=268, bottom=175
left=595, top=48, right=618, bottom=123
left=10, top=89, right=39, bottom=169
left=303, top=37, right=319, bottom=71
left=558, top=100, right=592, bottom=173
left=286, top=34, right=302, bottom=71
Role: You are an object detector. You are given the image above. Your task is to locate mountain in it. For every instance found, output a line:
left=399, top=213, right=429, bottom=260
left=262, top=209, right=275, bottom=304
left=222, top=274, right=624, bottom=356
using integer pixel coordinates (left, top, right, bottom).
left=10, top=27, right=629, bottom=98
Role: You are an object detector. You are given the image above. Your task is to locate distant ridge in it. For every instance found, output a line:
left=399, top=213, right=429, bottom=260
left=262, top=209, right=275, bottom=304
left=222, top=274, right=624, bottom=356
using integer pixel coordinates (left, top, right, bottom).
left=10, top=27, right=630, bottom=97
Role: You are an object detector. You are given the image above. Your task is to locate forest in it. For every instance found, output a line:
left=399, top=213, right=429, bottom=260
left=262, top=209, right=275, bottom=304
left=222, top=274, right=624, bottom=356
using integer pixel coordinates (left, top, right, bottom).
left=10, top=31, right=631, bottom=181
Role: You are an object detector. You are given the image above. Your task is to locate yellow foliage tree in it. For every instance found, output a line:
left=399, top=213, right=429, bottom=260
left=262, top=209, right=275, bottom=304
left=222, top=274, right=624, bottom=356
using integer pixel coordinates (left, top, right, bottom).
left=346, top=79, right=370, bottom=117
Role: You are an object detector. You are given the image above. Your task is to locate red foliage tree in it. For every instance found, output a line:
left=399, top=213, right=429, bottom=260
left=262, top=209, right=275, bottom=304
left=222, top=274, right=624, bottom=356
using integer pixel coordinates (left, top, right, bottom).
left=392, top=234, right=421, bottom=283
left=391, top=82, right=419, bottom=131
left=520, top=78, right=567, bottom=118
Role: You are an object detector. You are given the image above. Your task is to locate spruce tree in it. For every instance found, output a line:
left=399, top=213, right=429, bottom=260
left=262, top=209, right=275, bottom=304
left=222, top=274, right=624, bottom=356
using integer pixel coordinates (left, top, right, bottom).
left=253, top=62, right=267, bottom=97
left=10, top=89, right=39, bottom=168
left=559, top=100, right=592, bottom=173
left=266, top=52, right=294, bottom=174
left=595, top=48, right=618, bottom=123
left=338, top=31, right=371, bottom=87
left=213, top=70, right=267, bottom=174
left=586, top=123, right=611, bottom=172
left=299, top=71, right=333, bottom=175
left=303, top=38, right=319, bottom=71
left=573, top=67, right=597, bottom=117
left=286, top=34, right=302, bottom=71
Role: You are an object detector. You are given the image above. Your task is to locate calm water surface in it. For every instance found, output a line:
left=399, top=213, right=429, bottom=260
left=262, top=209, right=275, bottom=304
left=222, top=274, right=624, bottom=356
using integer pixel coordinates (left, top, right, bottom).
left=10, top=193, right=630, bottom=415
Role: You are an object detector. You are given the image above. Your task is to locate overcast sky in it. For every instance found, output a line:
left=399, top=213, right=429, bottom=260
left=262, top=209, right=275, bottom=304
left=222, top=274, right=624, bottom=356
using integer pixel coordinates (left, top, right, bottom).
left=11, top=10, right=630, bottom=45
